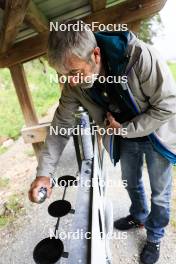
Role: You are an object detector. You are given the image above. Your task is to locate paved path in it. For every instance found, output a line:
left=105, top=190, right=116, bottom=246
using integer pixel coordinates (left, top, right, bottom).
left=0, top=138, right=176, bottom=264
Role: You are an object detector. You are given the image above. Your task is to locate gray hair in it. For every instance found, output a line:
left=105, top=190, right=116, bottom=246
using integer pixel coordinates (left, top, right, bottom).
left=48, top=19, right=97, bottom=72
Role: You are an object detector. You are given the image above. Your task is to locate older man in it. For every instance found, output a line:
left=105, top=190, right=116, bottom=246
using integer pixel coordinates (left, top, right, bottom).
left=28, top=20, right=176, bottom=264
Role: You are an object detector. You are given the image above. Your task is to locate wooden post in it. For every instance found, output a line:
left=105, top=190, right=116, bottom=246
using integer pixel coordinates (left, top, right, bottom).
left=0, top=0, right=31, bottom=53
left=89, top=0, right=106, bottom=12
left=9, top=63, right=43, bottom=159
left=25, top=0, right=49, bottom=33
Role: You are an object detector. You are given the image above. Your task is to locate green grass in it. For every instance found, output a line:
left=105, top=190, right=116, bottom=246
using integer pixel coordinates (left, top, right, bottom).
left=7, top=194, right=23, bottom=212
left=0, top=146, right=7, bottom=155
left=168, top=62, right=176, bottom=80
left=0, top=177, right=9, bottom=188
left=0, top=194, right=25, bottom=229
left=0, top=216, right=9, bottom=228
left=0, top=59, right=60, bottom=140
left=24, top=148, right=35, bottom=157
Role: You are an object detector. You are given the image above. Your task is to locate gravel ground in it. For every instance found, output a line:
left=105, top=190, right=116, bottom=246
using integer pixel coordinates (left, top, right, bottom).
left=0, top=138, right=176, bottom=264
left=0, top=138, right=78, bottom=264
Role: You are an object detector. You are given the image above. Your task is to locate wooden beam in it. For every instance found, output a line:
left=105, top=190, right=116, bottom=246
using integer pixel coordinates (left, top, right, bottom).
left=0, top=0, right=30, bottom=53
left=84, top=0, right=167, bottom=26
left=0, top=0, right=5, bottom=9
left=25, top=1, right=49, bottom=33
left=0, top=0, right=167, bottom=67
left=9, top=64, right=43, bottom=159
left=10, top=64, right=38, bottom=126
left=21, top=122, right=50, bottom=143
left=89, top=0, right=106, bottom=12
left=0, top=31, right=49, bottom=67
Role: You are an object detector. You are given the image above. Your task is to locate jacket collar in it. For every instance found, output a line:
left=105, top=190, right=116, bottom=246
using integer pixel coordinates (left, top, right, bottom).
left=94, top=31, right=130, bottom=75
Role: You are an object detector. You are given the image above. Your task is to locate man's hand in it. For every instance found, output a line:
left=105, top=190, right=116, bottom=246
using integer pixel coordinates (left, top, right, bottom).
left=106, top=112, right=122, bottom=130
left=28, top=176, right=52, bottom=203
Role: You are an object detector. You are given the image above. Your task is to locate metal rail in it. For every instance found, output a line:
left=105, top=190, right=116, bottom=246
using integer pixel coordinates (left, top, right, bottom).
left=33, top=107, right=113, bottom=264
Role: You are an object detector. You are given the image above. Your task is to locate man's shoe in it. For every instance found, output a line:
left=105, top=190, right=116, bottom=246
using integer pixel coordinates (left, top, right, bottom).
left=140, top=241, right=160, bottom=264
left=114, top=214, right=144, bottom=230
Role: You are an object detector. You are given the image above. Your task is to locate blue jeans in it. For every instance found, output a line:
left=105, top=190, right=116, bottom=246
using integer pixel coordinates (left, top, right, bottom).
left=119, top=137, right=173, bottom=243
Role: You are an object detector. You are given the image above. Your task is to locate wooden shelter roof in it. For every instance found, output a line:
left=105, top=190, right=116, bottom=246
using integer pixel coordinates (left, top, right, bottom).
left=0, top=0, right=167, bottom=67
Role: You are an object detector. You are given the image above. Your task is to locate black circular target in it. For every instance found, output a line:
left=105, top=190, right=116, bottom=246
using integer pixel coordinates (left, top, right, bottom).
left=48, top=200, right=71, bottom=217
left=58, top=175, right=77, bottom=187
left=33, top=237, right=64, bottom=264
